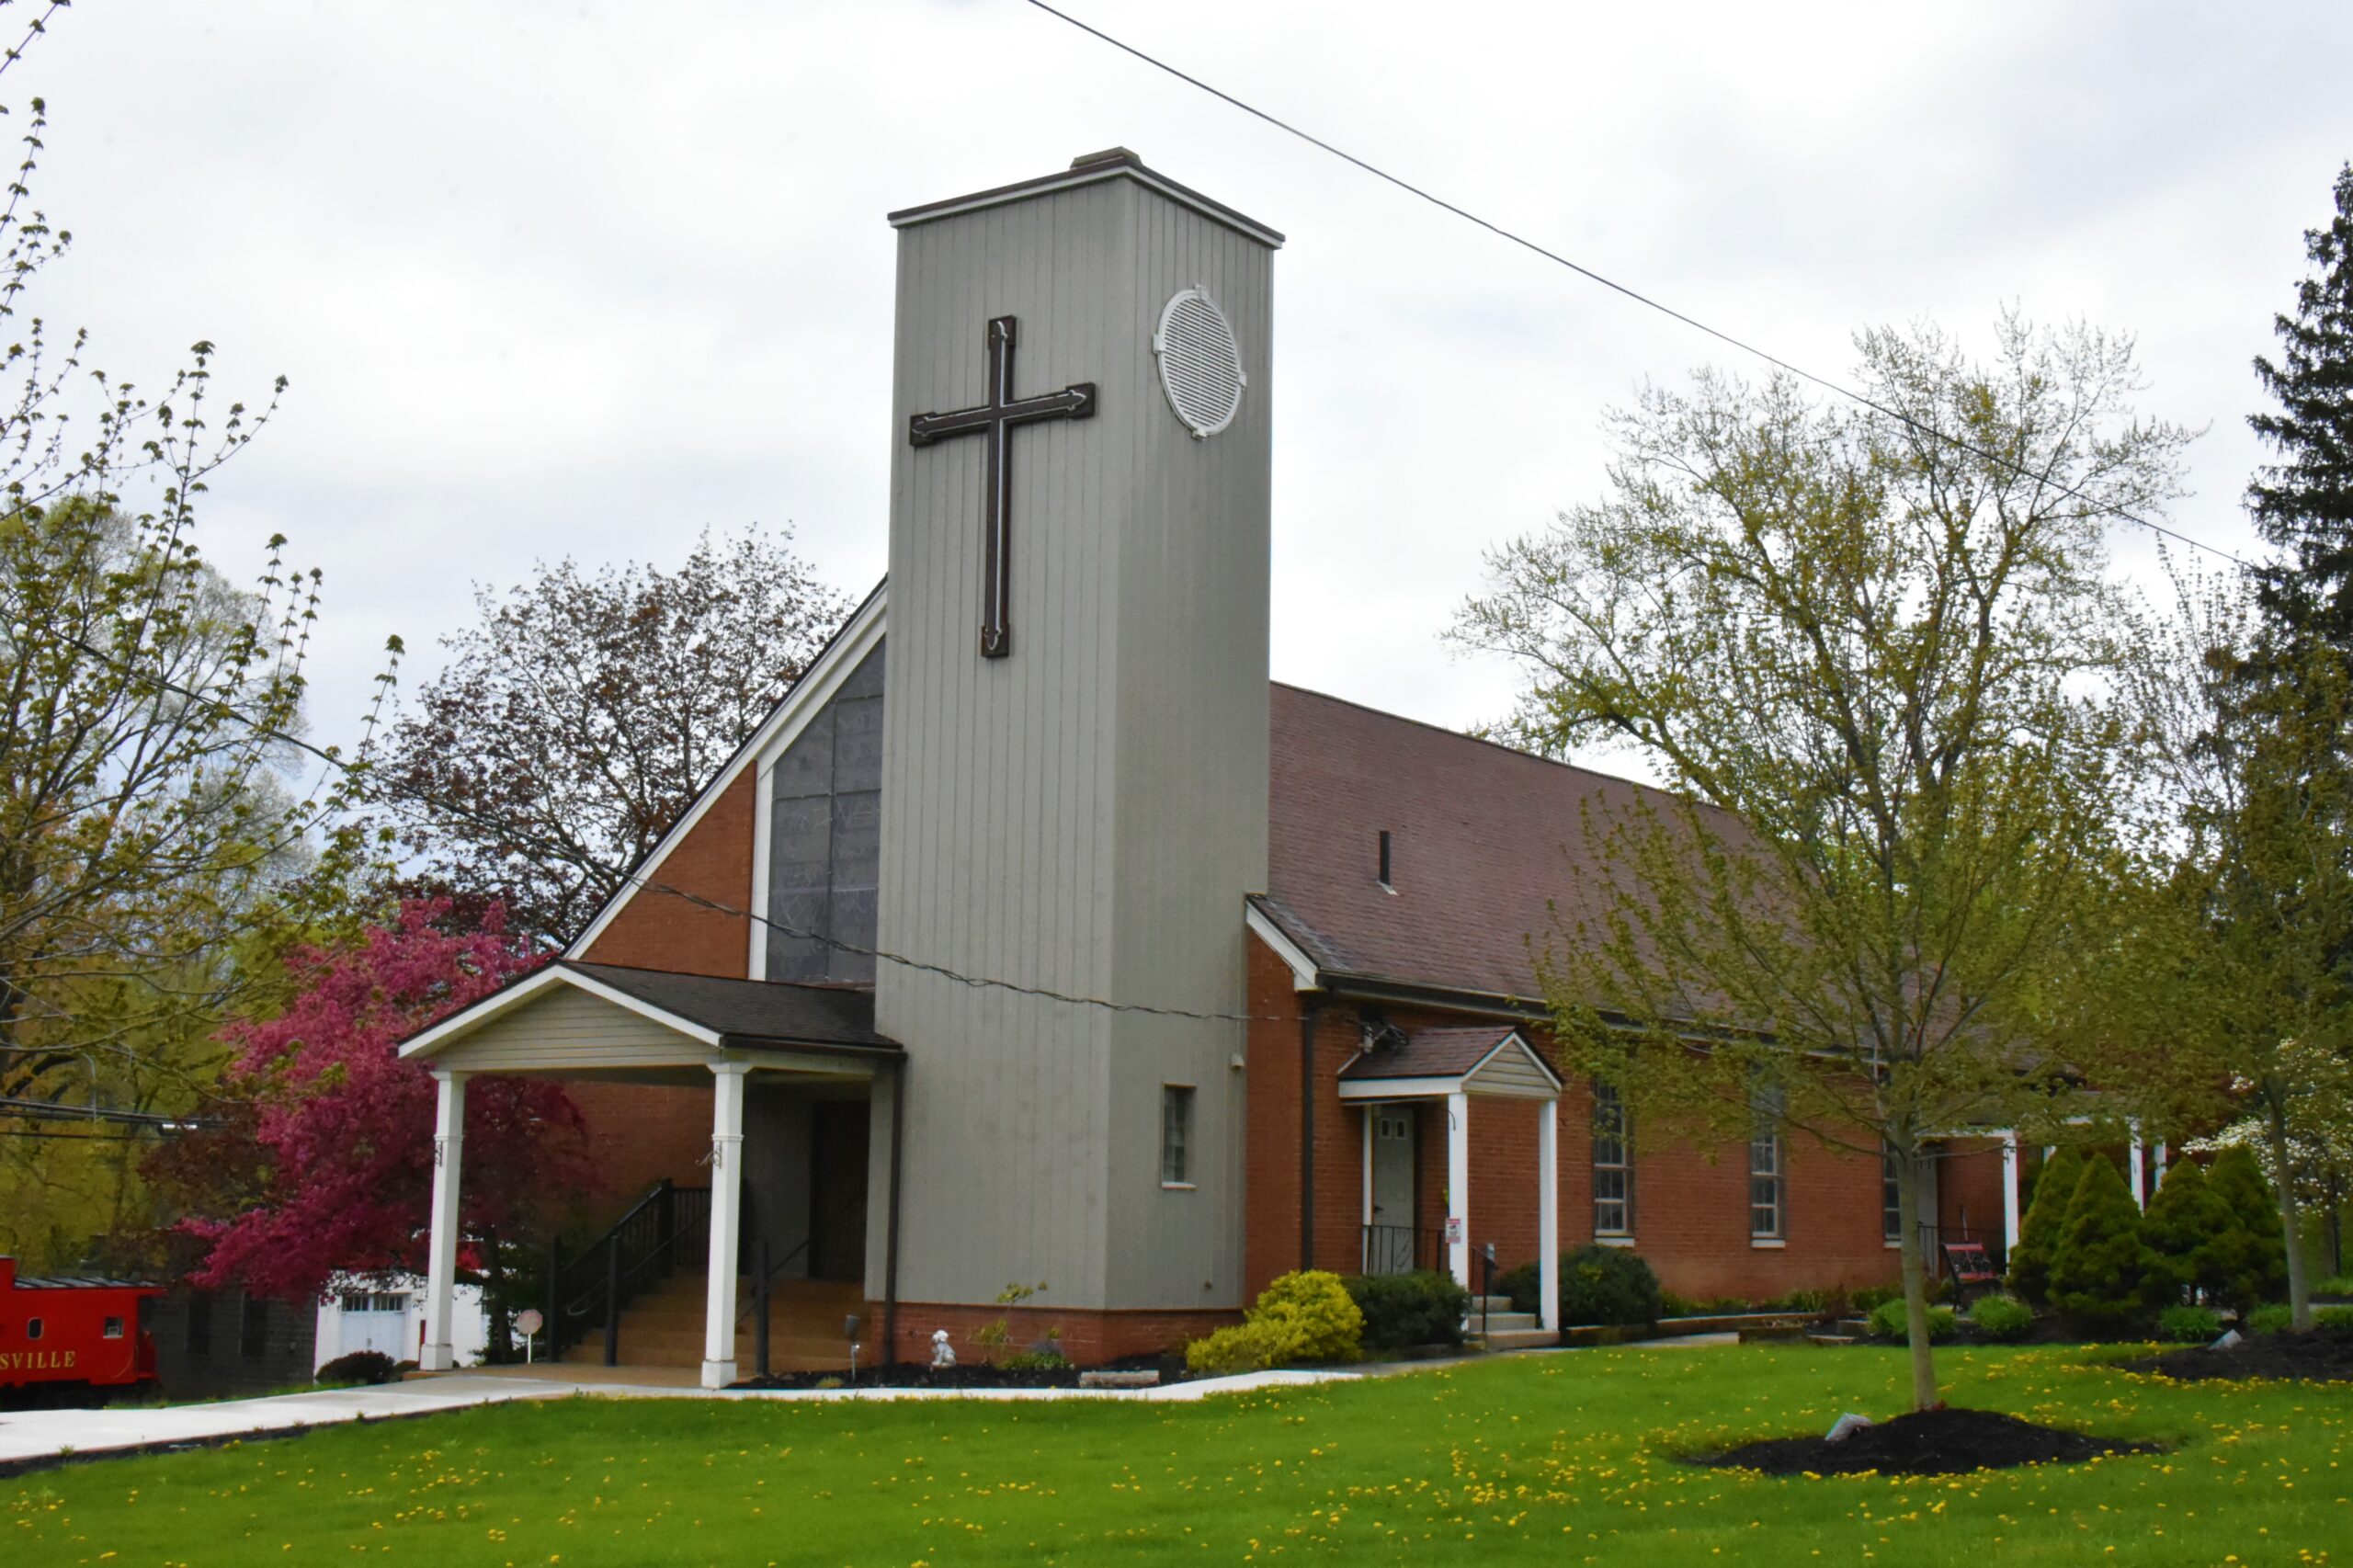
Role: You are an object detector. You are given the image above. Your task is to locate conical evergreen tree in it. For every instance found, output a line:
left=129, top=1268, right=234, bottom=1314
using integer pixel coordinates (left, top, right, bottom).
left=2141, top=1158, right=2232, bottom=1306
left=2006, top=1146, right=2084, bottom=1304
left=2049, top=1157, right=2155, bottom=1334
left=2251, top=163, right=2353, bottom=645
left=2206, top=1144, right=2290, bottom=1312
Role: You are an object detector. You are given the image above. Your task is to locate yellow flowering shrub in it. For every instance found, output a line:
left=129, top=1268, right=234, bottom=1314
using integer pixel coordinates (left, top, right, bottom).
left=1185, top=1268, right=1364, bottom=1374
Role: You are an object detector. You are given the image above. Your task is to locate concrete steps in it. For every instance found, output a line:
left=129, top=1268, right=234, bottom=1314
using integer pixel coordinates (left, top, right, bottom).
left=560, top=1275, right=870, bottom=1372
left=1461, top=1298, right=1560, bottom=1352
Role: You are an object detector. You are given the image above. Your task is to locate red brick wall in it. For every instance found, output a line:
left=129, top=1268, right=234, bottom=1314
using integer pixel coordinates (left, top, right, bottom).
left=1241, top=933, right=1903, bottom=1304
left=1937, top=1137, right=2010, bottom=1262
left=577, top=771, right=757, bottom=977
left=562, top=1079, right=714, bottom=1214
left=885, top=1303, right=1239, bottom=1366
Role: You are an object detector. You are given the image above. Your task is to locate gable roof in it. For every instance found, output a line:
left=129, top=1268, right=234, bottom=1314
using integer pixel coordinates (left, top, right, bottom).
left=1261, top=683, right=1746, bottom=1006
left=1336, top=1023, right=1562, bottom=1098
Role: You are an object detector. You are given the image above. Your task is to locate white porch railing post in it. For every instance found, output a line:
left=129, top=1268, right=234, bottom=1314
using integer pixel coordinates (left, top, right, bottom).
left=2000, top=1133, right=2021, bottom=1253
left=1537, top=1097, right=1560, bottom=1333
left=1447, top=1092, right=1472, bottom=1290
left=702, top=1062, right=752, bottom=1389
left=2129, top=1122, right=2147, bottom=1211
left=421, top=1071, right=467, bottom=1372
left=1359, top=1107, right=1374, bottom=1272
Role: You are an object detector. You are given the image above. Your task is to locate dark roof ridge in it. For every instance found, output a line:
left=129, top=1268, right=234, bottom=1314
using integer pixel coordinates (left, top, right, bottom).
left=1268, top=680, right=1741, bottom=824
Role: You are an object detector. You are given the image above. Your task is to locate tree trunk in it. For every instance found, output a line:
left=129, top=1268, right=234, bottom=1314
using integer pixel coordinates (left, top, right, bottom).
left=2264, top=1094, right=2313, bottom=1331
left=1894, top=1143, right=1938, bottom=1410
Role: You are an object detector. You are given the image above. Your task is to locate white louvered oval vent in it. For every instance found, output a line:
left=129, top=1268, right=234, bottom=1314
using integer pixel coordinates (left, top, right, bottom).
left=1152, top=287, right=1246, bottom=440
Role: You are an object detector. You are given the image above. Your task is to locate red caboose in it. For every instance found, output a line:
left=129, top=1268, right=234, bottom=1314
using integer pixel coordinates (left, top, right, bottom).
left=0, top=1255, right=162, bottom=1405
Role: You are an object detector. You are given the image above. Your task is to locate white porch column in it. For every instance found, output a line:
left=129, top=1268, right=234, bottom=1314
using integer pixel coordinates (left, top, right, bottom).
left=421, top=1071, right=467, bottom=1372
left=1536, top=1097, right=1560, bottom=1333
left=2129, top=1123, right=2147, bottom=1211
left=701, top=1062, right=752, bottom=1390
left=2000, top=1132, right=2022, bottom=1254
left=2154, top=1141, right=2169, bottom=1190
left=1447, top=1091, right=1472, bottom=1290
left=1359, top=1108, right=1374, bottom=1271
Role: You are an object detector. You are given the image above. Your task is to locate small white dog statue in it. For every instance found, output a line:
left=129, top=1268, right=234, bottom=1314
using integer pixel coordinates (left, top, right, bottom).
left=930, top=1328, right=957, bottom=1369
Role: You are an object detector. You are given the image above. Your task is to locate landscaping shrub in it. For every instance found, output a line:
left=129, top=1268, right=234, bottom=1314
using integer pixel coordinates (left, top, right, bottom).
left=2048, top=1156, right=2155, bottom=1334
left=2006, top=1147, right=2083, bottom=1304
left=2142, top=1159, right=2233, bottom=1306
left=2314, top=1305, right=2353, bottom=1330
left=1967, top=1294, right=2034, bottom=1342
left=1868, top=1299, right=1956, bottom=1340
left=2247, top=1303, right=2294, bottom=1335
left=315, top=1350, right=399, bottom=1387
left=1184, top=1269, right=1363, bottom=1374
left=1658, top=1290, right=1700, bottom=1318
left=2318, top=1276, right=2353, bottom=1298
left=1496, top=1245, right=1660, bottom=1325
left=1346, top=1270, right=1468, bottom=1352
left=2158, top=1304, right=2224, bottom=1343
left=2206, top=1146, right=2290, bottom=1313
left=1848, top=1285, right=1900, bottom=1315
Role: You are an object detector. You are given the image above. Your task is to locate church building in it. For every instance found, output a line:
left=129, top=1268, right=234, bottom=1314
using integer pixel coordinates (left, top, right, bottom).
left=400, top=151, right=2007, bottom=1388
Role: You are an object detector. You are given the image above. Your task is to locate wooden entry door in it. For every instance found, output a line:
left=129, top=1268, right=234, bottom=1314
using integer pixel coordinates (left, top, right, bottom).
left=1366, top=1108, right=1419, bottom=1274
left=808, top=1100, right=870, bottom=1283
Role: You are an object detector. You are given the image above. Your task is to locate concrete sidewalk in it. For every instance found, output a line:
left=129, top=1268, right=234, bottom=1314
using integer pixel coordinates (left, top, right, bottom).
left=0, top=1365, right=1360, bottom=1470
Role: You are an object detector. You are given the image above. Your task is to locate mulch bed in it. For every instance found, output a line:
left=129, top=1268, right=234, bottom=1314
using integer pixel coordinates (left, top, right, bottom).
left=2123, top=1323, right=2353, bottom=1384
left=1689, top=1407, right=2162, bottom=1477
left=733, top=1352, right=1198, bottom=1392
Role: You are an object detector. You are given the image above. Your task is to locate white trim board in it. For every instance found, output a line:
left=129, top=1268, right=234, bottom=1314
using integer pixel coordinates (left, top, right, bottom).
left=1336, top=1029, right=1563, bottom=1103
left=1245, top=902, right=1320, bottom=992
left=399, top=964, right=724, bottom=1062
left=564, top=585, right=890, bottom=967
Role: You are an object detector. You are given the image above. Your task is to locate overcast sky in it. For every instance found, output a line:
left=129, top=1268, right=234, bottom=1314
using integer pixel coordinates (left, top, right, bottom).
left=19, top=1, right=2353, bottom=767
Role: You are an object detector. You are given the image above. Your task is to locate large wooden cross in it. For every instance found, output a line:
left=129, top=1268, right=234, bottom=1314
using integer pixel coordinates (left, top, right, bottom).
left=908, top=314, right=1097, bottom=659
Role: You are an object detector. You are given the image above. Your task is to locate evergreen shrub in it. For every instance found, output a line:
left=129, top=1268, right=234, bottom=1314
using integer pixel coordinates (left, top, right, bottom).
left=1184, top=1269, right=1363, bottom=1374
left=2048, top=1157, right=2155, bottom=1334
left=2158, top=1304, right=2224, bottom=1343
left=315, top=1350, right=399, bottom=1387
left=1967, top=1294, right=2034, bottom=1342
left=1868, top=1299, right=1956, bottom=1340
left=2006, top=1147, right=2085, bottom=1304
left=1345, top=1270, right=1468, bottom=1352
left=2206, top=1146, right=2290, bottom=1312
left=2141, top=1159, right=2233, bottom=1307
left=1497, top=1244, right=1661, bottom=1325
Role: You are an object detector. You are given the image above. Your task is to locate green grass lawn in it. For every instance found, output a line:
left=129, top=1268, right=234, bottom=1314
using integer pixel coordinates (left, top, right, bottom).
left=6, top=1344, right=2346, bottom=1566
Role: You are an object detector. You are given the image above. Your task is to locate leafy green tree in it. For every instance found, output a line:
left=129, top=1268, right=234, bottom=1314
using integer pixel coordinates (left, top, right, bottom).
left=2006, top=1146, right=2085, bottom=1305
left=2248, top=164, right=2353, bottom=644
left=2207, top=1144, right=2290, bottom=1313
left=1456, top=316, right=2188, bottom=1411
left=2141, top=1158, right=2232, bottom=1307
left=2048, top=1157, right=2155, bottom=1335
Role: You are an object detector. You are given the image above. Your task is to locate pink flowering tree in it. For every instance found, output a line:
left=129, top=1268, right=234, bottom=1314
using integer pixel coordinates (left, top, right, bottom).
left=178, top=899, right=589, bottom=1306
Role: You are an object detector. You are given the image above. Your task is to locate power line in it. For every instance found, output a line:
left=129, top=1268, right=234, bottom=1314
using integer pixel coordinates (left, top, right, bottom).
left=1017, top=0, right=2244, bottom=568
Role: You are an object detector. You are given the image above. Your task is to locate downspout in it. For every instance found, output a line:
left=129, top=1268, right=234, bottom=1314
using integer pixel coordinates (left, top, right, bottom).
left=882, top=1055, right=906, bottom=1364
left=1300, top=995, right=1324, bottom=1272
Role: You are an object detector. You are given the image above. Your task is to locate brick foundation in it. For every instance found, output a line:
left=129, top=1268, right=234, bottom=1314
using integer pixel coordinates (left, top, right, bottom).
left=883, top=1302, right=1241, bottom=1367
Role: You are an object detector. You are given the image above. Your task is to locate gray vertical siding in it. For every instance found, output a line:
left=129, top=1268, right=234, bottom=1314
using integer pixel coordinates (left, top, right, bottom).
left=874, top=171, right=1275, bottom=1314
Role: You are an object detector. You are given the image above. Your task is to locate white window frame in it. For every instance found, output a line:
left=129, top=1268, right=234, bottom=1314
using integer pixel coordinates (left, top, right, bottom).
left=1160, top=1085, right=1197, bottom=1188
left=1591, top=1082, right=1632, bottom=1238
left=1749, top=1083, right=1786, bottom=1242
left=1882, top=1147, right=1904, bottom=1246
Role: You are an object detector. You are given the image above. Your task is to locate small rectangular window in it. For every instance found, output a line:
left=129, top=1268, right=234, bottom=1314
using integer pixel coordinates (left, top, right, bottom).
left=1591, top=1083, right=1632, bottom=1236
left=1161, top=1085, right=1196, bottom=1187
left=1377, top=830, right=1393, bottom=887
left=1882, top=1148, right=1904, bottom=1244
left=103, top=1315, right=125, bottom=1339
left=1749, top=1082, right=1786, bottom=1239
left=24, top=1316, right=41, bottom=1341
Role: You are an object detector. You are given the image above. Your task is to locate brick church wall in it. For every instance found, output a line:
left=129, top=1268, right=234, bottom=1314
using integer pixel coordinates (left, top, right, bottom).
left=562, top=1079, right=716, bottom=1211
left=577, top=770, right=758, bottom=978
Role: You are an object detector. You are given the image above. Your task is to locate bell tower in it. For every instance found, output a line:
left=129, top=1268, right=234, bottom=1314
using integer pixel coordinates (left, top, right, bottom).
left=873, top=151, right=1279, bottom=1324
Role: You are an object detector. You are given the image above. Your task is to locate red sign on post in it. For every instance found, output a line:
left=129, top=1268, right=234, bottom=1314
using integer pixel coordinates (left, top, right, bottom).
left=1444, top=1217, right=1463, bottom=1245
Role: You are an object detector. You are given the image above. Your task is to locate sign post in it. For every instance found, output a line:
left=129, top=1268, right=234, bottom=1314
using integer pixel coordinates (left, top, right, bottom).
left=516, top=1307, right=545, bottom=1366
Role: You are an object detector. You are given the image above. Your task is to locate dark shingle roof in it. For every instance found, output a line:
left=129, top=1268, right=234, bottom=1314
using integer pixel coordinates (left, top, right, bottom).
left=1338, top=1026, right=1519, bottom=1082
left=1266, top=684, right=1750, bottom=1002
left=562, top=961, right=896, bottom=1052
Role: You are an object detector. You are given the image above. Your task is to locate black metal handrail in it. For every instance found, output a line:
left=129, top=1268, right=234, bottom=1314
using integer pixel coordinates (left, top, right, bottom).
left=1360, top=1223, right=1444, bottom=1277
left=737, top=1193, right=870, bottom=1381
left=545, top=1180, right=712, bottom=1365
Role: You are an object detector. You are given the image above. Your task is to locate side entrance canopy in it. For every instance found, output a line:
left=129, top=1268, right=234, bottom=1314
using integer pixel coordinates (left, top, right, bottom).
left=399, top=960, right=904, bottom=1388
left=1338, top=1025, right=1563, bottom=1331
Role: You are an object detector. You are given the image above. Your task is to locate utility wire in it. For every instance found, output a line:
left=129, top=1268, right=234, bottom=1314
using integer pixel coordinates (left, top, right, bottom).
left=1018, top=0, right=2244, bottom=568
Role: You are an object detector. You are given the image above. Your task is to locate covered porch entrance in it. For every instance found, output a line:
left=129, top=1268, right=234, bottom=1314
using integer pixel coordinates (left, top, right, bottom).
left=1339, top=1025, right=1563, bottom=1335
left=399, top=961, right=904, bottom=1389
